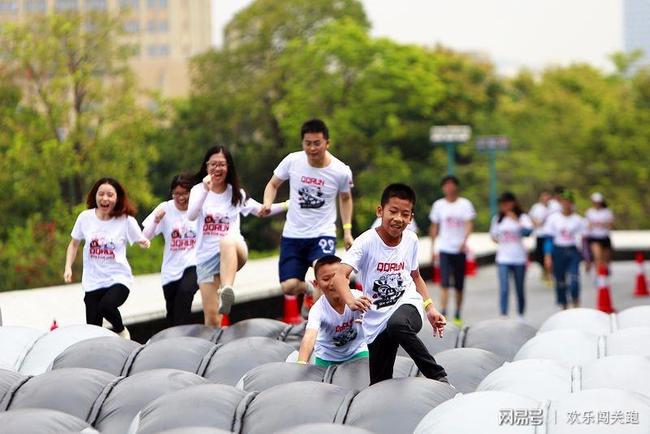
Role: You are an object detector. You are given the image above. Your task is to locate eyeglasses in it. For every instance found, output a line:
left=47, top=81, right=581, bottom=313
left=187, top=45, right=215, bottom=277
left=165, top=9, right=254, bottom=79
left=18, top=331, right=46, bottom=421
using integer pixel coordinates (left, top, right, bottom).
left=172, top=191, right=190, bottom=197
left=302, top=140, right=325, bottom=147
left=207, top=162, right=227, bottom=169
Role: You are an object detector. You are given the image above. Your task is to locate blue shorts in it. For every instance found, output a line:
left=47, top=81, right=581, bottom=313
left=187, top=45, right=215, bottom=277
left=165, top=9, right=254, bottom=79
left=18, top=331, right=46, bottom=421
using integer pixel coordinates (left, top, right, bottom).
left=279, top=236, right=336, bottom=282
left=196, top=254, right=221, bottom=284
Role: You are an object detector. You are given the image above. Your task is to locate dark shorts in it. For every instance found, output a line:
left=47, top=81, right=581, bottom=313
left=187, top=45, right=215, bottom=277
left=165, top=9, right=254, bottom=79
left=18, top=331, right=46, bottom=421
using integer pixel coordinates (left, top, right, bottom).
left=439, top=252, right=466, bottom=291
left=279, top=236, right=336, bottom=282
left=534, top=236, right=552, bottom=266
left=588, top=237, right=612, bottom=249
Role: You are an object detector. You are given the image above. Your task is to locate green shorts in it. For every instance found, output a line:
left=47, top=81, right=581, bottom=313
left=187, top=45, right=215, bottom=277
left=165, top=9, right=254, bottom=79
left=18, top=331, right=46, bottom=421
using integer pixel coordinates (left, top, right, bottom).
left=314, top=350, right=369, bottom=367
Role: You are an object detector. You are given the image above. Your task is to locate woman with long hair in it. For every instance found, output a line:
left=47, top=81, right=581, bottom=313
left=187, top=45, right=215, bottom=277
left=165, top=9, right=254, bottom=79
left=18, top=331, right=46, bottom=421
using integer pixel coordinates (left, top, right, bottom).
left=143, top=173, right=198, bottom=327
left=489, top=192, right=533, bottom=320
left=189, top=146, right=287, bottom=326
left=63, top=177, right=150, bottom=338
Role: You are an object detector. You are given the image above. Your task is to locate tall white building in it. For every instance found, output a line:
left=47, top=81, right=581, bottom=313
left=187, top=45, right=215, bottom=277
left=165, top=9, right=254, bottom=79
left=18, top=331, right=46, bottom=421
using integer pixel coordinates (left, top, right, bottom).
left=624, top=0, right=650, bottom=68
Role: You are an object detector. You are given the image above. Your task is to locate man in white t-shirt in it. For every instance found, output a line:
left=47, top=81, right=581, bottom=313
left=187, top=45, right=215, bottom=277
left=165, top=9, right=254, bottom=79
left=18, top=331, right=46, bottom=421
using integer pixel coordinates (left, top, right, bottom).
left=529, top=189, right=553, bottom=280
left=261, top=119, right=354, bottom=314
left=297, top=255, right=368, bottom=366
left=544, top=190, right=587, bottom=309
left=333, top=183, right=449, bottom=385
left=428, top=175, right=475, bottom=327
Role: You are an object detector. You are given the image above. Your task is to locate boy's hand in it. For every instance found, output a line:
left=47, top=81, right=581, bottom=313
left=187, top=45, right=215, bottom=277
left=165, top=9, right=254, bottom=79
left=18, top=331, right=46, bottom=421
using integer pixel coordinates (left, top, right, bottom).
left=343, top=231, right=354, bottom=250
left=348, top=295, right=372, bottom=312
left=426, top=306, right=446, bottom=338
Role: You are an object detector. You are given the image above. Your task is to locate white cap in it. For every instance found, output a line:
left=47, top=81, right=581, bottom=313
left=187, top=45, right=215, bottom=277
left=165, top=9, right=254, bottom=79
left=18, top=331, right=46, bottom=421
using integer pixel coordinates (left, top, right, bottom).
left=591, top=192, right=604, bottom=203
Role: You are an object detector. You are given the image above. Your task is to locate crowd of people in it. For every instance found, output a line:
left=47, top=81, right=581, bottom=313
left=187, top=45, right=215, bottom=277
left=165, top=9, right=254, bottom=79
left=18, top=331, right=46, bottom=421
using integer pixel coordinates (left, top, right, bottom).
left=61, top=118, right=613, bottom=384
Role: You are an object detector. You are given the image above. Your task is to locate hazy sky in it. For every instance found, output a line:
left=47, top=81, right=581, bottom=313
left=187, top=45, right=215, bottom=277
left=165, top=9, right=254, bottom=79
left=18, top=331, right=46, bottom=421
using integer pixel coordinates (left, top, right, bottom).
left=212, top=0, right=623, bottom=74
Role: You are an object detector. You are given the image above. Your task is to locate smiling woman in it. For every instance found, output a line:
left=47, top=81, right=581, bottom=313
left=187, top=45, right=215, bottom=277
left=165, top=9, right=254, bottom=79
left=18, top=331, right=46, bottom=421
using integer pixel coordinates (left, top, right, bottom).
left=187, top=146, right=288, bottom=327
left=63, top=177, right=151, bottom=339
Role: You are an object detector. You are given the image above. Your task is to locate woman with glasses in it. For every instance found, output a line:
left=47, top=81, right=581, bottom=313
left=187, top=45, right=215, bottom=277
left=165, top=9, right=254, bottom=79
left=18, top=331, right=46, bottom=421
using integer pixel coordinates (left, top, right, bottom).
left=143, top=173, right=199, bottom=326
left=189, top=146, right=287, bottom=327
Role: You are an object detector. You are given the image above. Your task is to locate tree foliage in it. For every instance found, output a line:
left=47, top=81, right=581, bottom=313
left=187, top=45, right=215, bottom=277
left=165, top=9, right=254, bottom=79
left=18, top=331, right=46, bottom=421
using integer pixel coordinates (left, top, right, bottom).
left=0, top=12, right=160, bottom=289
left=1, top=1, right=649, bottom=291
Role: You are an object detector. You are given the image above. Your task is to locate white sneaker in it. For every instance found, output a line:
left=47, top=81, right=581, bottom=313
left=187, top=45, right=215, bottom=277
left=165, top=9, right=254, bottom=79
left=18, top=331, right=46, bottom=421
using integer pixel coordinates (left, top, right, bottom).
left=219, top=286, right=235, bottom=315
left=516, top=315, right=527, bottom=324
left=117, top=326, right=130, bottom=340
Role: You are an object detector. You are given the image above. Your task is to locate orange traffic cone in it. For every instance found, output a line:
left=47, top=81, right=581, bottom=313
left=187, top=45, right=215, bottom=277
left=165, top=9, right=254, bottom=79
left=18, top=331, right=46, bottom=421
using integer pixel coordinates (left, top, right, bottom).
left=220, top=314, right=231, bottom=327
left=283, top=295, right=302, bottom=324
left=50, top=319, right=58, bottom=331
left=465, top=250, right=477, bottom=276
left=432, top=256, right=441, bottom=284
left=634, top=252, right=649, bottom=297
left=596, top=263, right=615, bottom=313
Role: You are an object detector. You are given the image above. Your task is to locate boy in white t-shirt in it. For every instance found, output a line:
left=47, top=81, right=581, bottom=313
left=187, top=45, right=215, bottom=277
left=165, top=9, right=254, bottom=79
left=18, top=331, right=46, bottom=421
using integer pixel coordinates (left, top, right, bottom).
left=428, top=175, right=476, bottom=327
left=333, top=183, right=449, bottom=385
left=261, top=119, right=354, bottom=316
left=297, top=255, right=368, bottom=366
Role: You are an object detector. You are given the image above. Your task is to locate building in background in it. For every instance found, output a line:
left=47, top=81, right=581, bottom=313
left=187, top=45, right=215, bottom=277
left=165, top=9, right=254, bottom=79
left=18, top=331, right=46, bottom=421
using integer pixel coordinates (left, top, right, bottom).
left=624, top=0, right=650, bottom=68
left=0, top=0, right=212, bottom=97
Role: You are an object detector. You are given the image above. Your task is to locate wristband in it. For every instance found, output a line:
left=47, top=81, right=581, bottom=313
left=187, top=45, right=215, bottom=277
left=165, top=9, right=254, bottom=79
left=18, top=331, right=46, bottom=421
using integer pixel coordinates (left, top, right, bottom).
left=423, top=298, right=433, bottom=310
left=282, top=200, right=290, bottom=211
left=297, top=360, right=307, bottom=364
left=343, top=223, right=352, bottom=230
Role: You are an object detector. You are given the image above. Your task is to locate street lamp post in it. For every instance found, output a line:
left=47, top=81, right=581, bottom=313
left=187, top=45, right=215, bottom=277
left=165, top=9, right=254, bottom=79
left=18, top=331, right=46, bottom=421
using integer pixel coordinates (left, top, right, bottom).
left=476, top=135, right=510, bottom=217
left=430, top=125, right=472, bottom=175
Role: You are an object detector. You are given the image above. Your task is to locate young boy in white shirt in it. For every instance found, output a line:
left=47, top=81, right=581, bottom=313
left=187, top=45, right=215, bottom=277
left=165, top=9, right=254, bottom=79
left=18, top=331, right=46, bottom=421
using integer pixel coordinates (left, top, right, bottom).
left=297, top=255, right=368, bottom=366
left=332, top=183, right=449, bottom=385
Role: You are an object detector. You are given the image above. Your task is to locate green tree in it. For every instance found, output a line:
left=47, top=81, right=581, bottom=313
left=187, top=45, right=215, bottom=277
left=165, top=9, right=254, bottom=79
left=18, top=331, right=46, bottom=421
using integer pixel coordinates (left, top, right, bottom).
left=0, top=12, right=158, bottom=209
left=0, top=12, right=161, bottom=290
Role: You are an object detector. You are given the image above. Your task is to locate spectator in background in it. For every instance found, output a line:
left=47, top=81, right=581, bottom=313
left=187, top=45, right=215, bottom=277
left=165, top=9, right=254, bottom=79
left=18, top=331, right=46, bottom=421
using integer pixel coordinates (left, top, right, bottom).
left=490, top=192, right=533, bottom=321
left=529, top=189, right=553, bottom=283
left=544, top=190, right=587, bottom=309
left=585, top=192, right=614, bottom=273
left=428, top=175, right=476, bottom=327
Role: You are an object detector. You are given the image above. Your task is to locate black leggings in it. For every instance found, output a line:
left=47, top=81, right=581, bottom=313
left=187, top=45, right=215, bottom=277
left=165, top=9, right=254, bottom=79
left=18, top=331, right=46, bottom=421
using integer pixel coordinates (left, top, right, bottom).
left=84, top=284, right=130, bottom=333
left=162, top=266, right=198, bottom=327
left=368, top=304, right=447, bottom=385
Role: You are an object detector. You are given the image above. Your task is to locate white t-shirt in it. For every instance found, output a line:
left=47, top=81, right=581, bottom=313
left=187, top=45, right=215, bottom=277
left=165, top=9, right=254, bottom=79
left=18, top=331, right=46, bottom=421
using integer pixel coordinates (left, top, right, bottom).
left=142, top=200, right=197, bottom=286
left=548, top=199, right=561, bottom=213
left=546, top=213, right=587, bottom=248
left=274, top=151, right=353, bottom=238
left=71, top=209, right=143, bottom=292
left=586, top=208, right=614, bottom=239
left=306, top=289, right=368, bottom=362
left=490, top=214, right=533, bottom=265
left=372, top=217, right=418, bottom=233
left=188, top=184, right=263, bottom=265
left=342, top=229, right=424, bottom=344
left=540, top=199, right=561, bottom=234
left=428, top=197, right=476, bottom=254
left=529, top=202, right=552, bottom=237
